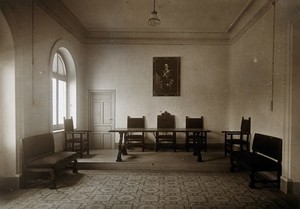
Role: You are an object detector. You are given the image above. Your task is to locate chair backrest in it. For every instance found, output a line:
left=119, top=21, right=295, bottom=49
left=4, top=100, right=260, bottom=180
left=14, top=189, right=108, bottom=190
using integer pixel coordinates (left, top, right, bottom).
left=157, top=111, right=175, bottom=128
left=127, top=116, right=145, bottom=128
left=186, top=116, right=204, bottom=129
left=240, top=117, right=251, bottom=134
left=64, top=117, right=74, bottom=132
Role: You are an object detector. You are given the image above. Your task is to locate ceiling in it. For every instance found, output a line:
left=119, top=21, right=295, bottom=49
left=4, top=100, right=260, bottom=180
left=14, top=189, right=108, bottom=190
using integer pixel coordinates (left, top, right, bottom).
left=60, top=0, right=253, bottom=33
left=36, top=0, right=272, bottom=43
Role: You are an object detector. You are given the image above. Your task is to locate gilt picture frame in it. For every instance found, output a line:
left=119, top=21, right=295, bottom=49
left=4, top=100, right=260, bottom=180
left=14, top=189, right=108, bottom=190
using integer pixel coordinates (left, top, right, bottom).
left=153, top=57, right=180, bottom=96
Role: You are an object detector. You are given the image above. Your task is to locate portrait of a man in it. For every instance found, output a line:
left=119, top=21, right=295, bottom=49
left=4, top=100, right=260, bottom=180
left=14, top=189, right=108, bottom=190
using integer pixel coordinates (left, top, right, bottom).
left=153, top=57, right=180, bottom=96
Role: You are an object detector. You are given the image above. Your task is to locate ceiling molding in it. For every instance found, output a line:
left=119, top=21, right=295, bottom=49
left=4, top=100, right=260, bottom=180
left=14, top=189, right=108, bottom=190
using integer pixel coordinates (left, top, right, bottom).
left=84, top=37, right=231, bottom=45
left=35, top=0, right=275, bottom=45
left=229, top=0, right=275, bottom=44
left=85, top=30, right=230, bottom=45
left=225, top=0, right=255, bottom=33
left=35, top=0, right=86, bottom=42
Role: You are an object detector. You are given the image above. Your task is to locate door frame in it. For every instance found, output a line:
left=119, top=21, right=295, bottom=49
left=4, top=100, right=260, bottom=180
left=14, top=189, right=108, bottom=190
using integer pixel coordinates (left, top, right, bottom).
left=88, top=89, right=116, bottom=148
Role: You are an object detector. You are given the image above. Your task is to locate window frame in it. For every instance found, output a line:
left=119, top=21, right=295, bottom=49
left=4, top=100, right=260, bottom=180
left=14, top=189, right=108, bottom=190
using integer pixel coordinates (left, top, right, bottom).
left=52, top=52, right=68, bottom=131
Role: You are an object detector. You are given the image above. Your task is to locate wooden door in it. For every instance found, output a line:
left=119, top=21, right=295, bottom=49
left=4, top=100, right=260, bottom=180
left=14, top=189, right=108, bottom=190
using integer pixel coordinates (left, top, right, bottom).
left=89, top=90, right=115, bottom=149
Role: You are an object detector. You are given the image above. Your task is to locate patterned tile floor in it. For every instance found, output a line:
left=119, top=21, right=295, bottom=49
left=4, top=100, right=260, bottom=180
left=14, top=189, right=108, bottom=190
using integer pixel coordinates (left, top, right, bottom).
left=0, top=170, right=295, bottom=209
left=1, top=148, right=299, bottom=209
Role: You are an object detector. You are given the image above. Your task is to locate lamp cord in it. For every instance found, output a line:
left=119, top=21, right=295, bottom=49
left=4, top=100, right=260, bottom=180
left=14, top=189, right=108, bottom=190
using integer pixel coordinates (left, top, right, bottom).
left=271, top=0, right=276, bottom=111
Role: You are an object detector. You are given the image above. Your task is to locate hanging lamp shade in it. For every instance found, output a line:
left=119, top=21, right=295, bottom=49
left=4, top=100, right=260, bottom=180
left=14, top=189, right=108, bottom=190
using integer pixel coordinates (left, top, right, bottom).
left=148, top=0, right=160, bottom=27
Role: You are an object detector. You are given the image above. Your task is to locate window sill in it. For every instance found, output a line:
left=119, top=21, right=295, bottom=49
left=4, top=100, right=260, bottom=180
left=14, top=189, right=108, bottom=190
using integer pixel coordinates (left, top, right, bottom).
left=53, top=129, right=64, bottom=133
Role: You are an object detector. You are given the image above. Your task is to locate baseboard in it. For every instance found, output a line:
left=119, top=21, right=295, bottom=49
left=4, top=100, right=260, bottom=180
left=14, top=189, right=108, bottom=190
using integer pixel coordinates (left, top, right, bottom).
left=0, top=176, right=20, bottom=192
left=281, top=176, right=300, bottom=194
left=292, top=182, right=300, bottom=194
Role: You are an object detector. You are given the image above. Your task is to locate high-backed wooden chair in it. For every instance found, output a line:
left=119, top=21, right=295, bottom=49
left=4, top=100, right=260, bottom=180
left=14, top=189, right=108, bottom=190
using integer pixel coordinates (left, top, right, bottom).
left=155, top=111, right=176, bottom=152
left=222, top=117, right=251, bottom=156
left=124, top=116, right=145, bottom=151
left=185, top=116, right=207, bottom=152
left=64, top=117, right=90, bottom=158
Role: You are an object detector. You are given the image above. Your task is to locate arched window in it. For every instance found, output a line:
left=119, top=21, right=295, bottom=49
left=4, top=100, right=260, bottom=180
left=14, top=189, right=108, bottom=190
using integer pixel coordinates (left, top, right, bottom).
left=52, top=52, right=67, bottom=130
left=51, top=43, right=77, bottom=131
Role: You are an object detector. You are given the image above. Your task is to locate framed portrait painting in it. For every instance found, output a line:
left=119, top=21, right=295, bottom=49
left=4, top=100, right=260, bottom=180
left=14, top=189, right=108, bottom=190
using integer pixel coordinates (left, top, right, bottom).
left=153, top=57, right=180, bottom=96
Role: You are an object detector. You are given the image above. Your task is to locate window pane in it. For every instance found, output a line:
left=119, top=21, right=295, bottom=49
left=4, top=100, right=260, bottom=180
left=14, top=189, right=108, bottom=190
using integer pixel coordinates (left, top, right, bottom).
left=52, top=78, right=57, bottom=125
left=58, top=80, right=66, bottom=124
left=52, top=53, right=58, bottom=73
left=57, top=54, right=66, bottom=76
left=52, top=52, right=69, bottom=130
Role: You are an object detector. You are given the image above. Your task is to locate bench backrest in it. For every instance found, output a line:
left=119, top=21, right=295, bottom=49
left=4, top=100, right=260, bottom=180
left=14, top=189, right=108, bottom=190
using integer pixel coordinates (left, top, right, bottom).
left=22, top=133, right=55, bottom=164
left=252, top=133, right=282, bottom=161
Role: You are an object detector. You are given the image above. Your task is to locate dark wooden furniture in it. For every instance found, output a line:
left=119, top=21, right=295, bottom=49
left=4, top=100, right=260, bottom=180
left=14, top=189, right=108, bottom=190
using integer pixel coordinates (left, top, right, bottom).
left=222, top=117, right=251, bottom=156
left=124, top=116, right=145, bottom=152
left=109, top=128, right=210, bottom=162
left=64, top=117, right=90, bottom=158
left=156, top=111, right=176, bottom=152
left=230, top=133, right=282, bottom=188
left=20, top=133, right=78, bottom=189
left=185, top=116, right=207, bottom=152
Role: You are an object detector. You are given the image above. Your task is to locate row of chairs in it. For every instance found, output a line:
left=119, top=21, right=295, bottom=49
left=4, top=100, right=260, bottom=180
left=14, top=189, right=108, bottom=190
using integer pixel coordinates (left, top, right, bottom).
left=126, top=112, right=251, bottom=155
left=125, top=111, right=207, bottom=152
left=63, top=114, right=251, bottom=158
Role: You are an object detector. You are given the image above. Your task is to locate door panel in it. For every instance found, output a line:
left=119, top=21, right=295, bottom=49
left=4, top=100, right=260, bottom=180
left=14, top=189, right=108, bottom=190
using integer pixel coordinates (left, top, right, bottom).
left=89, top=90, right=115, bottom=149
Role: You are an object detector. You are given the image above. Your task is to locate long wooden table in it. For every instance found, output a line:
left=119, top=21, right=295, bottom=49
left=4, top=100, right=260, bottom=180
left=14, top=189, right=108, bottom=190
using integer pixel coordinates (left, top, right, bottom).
left=109, top=128, right=211, bottom=162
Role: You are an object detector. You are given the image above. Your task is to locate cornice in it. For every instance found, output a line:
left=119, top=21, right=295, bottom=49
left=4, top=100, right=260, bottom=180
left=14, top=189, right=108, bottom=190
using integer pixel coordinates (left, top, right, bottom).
left=84, top=31, right=230, bottom=45
left=35, top=0, right=86, bottom=42
left=225, top=0, right=255, bottom=33
left=84, top=37, right=231, bottom=45
left=35, top=0, right=275, bottom=45
left=229, top=0, right=275, bottom=44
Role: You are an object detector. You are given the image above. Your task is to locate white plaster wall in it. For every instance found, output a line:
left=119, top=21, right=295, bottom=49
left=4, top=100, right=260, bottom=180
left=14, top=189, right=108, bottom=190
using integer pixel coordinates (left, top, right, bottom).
left=0, top=10, right=16, bottom=177
left=30, top=5, right=87, bottom=137
left=285, top=0, right=300, bottom=189
left=229, top=7, right=276, bottom=133
left=291, top=22, right=300, bottom=185
left=0, top=0, right=88, bottom=184
left=86, top=44, right=230, bottom=143
left=229, top=0, right=300, bottom=193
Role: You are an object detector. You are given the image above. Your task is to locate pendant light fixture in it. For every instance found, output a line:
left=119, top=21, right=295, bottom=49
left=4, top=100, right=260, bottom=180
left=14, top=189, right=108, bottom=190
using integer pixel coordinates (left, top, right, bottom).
left=148, top=0, right=160, bottom=27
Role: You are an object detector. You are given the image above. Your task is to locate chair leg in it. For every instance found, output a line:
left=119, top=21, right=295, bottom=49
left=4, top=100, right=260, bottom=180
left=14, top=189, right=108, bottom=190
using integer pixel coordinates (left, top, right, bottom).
left=173, top=140, right=176, bottom=152
left=173, top=133, right=176, bottom=152
left=80, top=142, right=83, bottom=158
left=20, top=173, right=27, bottom=189
left=48, top=170, right=56, bottom=189
left=185, top=139, right=189, bottom=152
left=72, top=159, right=78, bottom=173
left=249, top=172, right=256, bottom=189
left=87, top=140, right=90, bottom=155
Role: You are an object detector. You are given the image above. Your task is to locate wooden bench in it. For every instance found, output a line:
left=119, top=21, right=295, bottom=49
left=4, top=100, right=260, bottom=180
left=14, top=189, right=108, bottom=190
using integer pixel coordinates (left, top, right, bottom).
left=21, top=133, right=78, bottom=189
left=230, top=133, right=282, bottom=188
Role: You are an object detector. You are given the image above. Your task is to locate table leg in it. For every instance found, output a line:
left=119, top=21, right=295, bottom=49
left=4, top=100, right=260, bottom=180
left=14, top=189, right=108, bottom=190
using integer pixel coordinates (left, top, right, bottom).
left=122, top=143, right=128, bottom=155
left=192, top=133, right=197, bottom=156
left=197, top=132, right=203, bottom=162
left=116, top=132, right=124, bottom=162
